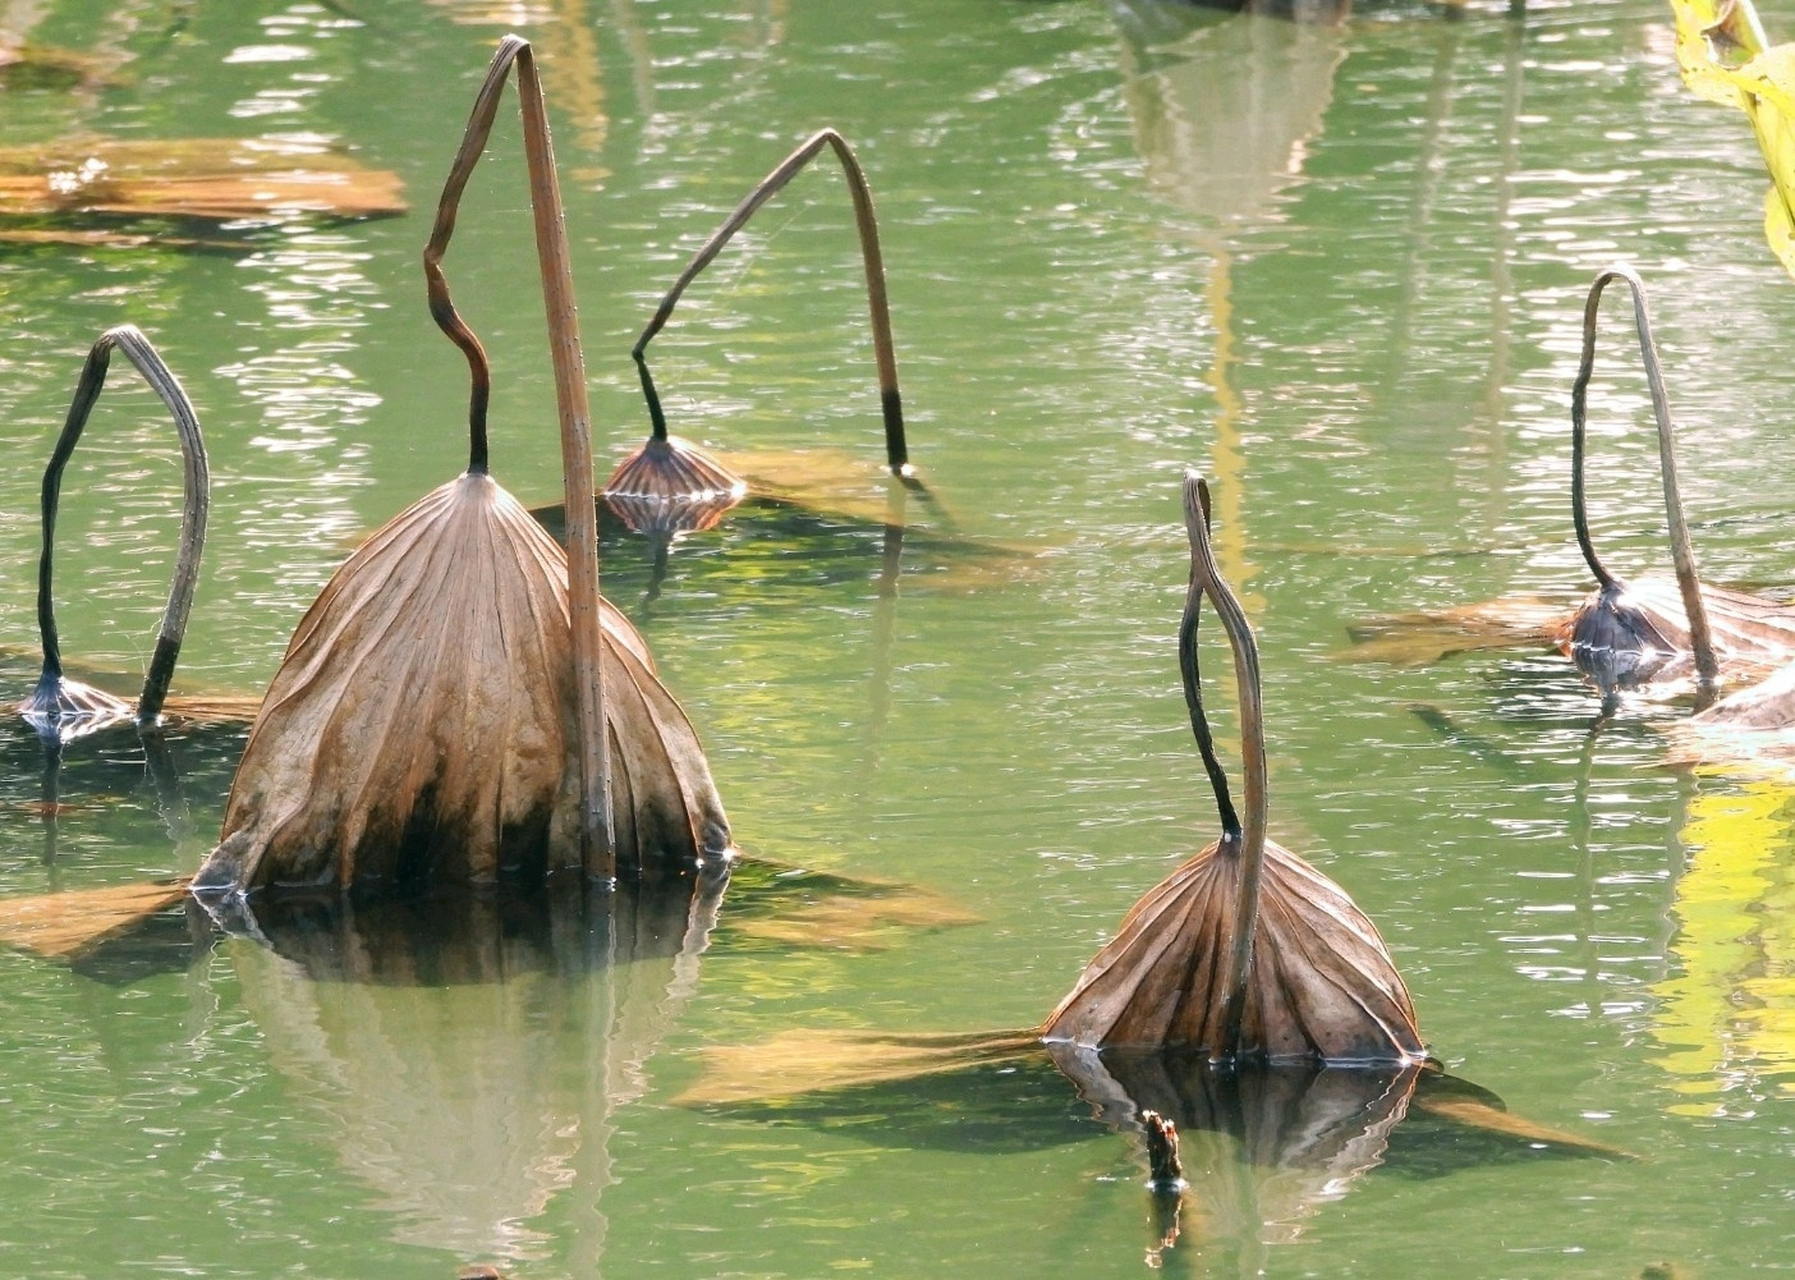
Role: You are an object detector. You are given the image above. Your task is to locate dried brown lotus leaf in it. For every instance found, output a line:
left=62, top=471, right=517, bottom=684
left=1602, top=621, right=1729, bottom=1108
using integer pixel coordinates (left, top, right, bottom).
left=196, top=471, right=728, bottom=894
left=1041, top=836, right=1421, bottom=1062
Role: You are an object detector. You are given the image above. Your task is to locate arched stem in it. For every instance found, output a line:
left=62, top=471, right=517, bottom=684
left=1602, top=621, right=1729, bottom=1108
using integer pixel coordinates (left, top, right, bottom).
left=1179, top=472, right=1267, bottom=1059
left=631, top=128, right=912, bottom=477
left=1572, top=266, right=1717, bottom=685
left=424, top=34, right=614, bottom=875
left=32, top=324, right=209, bottom=728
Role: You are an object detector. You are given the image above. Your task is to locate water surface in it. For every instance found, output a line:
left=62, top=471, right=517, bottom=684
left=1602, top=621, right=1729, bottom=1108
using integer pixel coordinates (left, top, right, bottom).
left=3, top=1, right=1793, bottom=1275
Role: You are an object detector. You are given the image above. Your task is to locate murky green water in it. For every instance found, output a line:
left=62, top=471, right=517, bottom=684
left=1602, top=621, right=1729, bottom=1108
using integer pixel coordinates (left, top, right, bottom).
left=4, top=0, right=1794, bottom=1275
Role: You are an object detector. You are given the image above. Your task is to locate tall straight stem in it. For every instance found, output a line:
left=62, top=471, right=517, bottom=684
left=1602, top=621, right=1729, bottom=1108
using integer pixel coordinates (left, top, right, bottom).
left=514, top=43, right=614, bottom=877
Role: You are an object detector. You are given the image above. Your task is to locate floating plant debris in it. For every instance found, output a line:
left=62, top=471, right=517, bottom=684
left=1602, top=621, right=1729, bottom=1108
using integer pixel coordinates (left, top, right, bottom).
left=680, top=472, right=1423, bottom=1112
left=0, top=135, right=405, bottom=227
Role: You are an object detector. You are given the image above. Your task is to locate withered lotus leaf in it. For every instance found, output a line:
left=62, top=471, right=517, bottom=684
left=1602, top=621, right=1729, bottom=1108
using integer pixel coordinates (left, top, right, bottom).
left=1554, top=267, right=1793, bottom=696
left=196, top=471, right=729, bottom=893
left=1043, top=473, right=1422, bottom=1063
left=195, top=36, right=730, bottom=894
left=1041, top=838, right=1421, bottom=1060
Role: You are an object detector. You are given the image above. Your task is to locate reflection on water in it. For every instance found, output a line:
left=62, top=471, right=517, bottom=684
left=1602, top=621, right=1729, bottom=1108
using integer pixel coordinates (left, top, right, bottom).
left=220, top=872, right=724, bottom=1267
left=1653, top=776, right=1795, bottom=1112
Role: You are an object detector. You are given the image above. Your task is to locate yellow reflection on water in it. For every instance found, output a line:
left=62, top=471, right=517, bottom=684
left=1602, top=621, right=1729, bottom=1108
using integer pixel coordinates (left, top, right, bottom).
left=1653, top=775, right=1795, bottom=1113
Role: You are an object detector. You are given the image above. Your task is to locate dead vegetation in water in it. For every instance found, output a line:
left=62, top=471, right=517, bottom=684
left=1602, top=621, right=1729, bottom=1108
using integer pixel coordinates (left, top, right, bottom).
left=1341, top=267, right=1795, bottom=700
left=17, top=325, right=209, bottom=743
left=0, top=135, right=406, bottom=234
left=0, top=42, right=125, bottom=91
left=680, top=472, right=1422, bottom=1112
left=190, top=35, right=729, bottom=895
left=605, top=128, right=920, bottom=536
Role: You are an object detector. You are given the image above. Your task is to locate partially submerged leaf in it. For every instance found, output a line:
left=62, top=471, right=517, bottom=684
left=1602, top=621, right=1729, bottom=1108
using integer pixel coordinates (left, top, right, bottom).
left=716, top=856, right=981, bottom=952
left=1667, top=660, right=1795, bottom=778
left=1341, top=595, right=1570, bottom=667
left=0, top=227, right=250, bottom=252
left=1347, top=268, right=1795, bottom=698
left=193, top=36, right=729, bottom=895
left=1045, top=474, right=1421, bottom=1062
left=1042, top=836, right=1422, bottom=1060
left=535, top=462, right=1046, bottom=601
left=677, top=1029, right=1041, bottom=1107
left=682, top=473, right=1423, bottom=1112
left=0, top=879, right=189, bottom=960
left=192, top=472, right=727, bottom=892
left=1556, top=575, right=1795, bottom=696
left=0, top=135, right=406, bottom=224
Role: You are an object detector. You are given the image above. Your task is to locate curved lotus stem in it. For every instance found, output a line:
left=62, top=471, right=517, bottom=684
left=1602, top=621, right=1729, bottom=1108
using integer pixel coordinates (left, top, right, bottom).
left=1179, top=471, right=1267, bottom=1056
left=621, top=127, right=913, bottom=489
left=1570, top=266, right=1717, bottom=685
left=24, top=324, right=209, bottom=735
left=421, top=33, right=613, bottom=873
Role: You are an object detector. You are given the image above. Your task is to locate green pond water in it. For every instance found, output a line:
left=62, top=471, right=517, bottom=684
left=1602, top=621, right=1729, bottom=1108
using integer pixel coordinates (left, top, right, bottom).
left=3, top=0, right=1794, bottom=1275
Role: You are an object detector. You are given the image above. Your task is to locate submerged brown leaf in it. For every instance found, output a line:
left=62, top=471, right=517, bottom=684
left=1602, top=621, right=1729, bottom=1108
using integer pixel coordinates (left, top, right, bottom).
left=677, top=1029, right=1040, bottom=1107
left=0, top=135, right=405, bottom=222
left=1341, top=595, right=1571, bottom=667
left=1666, top=658, right=1795, bottom=776
left=0, top=878, right=188, bottom=959
left=194, top=472, right=729, bottom=893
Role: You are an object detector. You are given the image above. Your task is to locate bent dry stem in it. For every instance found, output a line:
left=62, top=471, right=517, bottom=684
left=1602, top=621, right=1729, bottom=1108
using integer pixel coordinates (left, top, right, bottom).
left=1570, top=265, right=1718, bottom=688
left=608, top=128, right=919, bottom=526
left=23, top=324, right=208, bottom=740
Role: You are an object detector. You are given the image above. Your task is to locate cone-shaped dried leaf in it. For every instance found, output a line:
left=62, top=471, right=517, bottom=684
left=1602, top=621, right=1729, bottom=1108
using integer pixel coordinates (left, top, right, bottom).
left=194, top=472, right=729, bottom=894
left=1041, top=837, right=1422, bottom=1060
left=603, top=436, right=745, bottom=534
